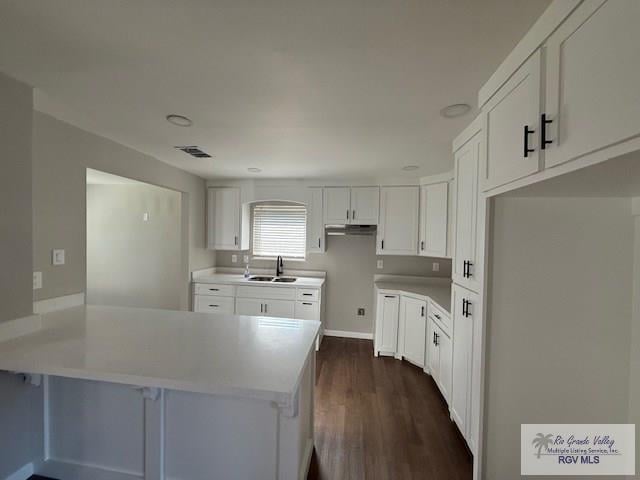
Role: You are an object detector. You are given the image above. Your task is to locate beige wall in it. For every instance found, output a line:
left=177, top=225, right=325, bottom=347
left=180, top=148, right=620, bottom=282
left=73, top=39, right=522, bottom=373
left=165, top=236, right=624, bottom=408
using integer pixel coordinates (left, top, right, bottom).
left=87, top=183, right=182, bottom=310
left=0, top=72, right=33, bottom=323
left=217, top=235, right=450, bottom=333
left=484, top=196, right=634, bottom=480
left=32, top=112, right=215, bottom=308
left=629, top=208, right=640, bottom=474
left=0, top=72, right=44, bottom=478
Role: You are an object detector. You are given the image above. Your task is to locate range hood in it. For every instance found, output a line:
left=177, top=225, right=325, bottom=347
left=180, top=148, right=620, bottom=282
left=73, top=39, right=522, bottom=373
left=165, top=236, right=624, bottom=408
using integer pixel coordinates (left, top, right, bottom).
left=325, top=224, right=377, bottom=236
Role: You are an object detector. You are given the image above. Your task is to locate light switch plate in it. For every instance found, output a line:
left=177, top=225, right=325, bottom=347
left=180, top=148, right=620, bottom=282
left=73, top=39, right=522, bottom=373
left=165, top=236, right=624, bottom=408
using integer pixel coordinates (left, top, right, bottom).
left=143, top=212, right=150, bottom=222
left=432, top=262, right=440, bottom=272
left=231, top=254, right=238, bottom=263
left=52, top=249, right=65, bottom=266
left=376, top=259, right=383, bottom=269
left=33, top=272, right=42, bottom=290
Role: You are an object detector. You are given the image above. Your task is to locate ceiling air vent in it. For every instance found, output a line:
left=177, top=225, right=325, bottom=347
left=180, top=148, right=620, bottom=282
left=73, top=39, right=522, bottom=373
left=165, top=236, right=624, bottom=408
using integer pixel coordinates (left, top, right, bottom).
left=175, top=146, right=211, bottom=158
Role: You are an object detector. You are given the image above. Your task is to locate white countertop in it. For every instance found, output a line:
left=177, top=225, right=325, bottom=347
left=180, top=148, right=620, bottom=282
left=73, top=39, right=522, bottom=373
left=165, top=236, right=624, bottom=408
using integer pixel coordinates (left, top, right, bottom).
left=193, top=272, right=325, bottom=289
left=0, top=305, right=320, bottom=406
left=375, top=280, right=452, bottom=313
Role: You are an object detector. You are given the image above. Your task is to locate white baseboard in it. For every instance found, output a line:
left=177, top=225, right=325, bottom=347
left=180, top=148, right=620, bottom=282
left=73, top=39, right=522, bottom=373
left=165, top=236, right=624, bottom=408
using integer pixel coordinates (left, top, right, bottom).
left=34, top=292, right=85, bottom=314
left=4, top=462, right=34, bottom=480
left=323, top=329, right=373, bottom=340
left=0, top=314, right=42, bottom=343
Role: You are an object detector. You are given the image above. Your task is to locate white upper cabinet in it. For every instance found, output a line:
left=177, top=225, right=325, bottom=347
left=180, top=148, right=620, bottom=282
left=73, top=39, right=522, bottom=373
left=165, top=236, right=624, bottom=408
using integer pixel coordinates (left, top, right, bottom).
left=453, top=133, right=482, bottom=292
left=419, top=182, right=449, bottom=258
left=323, top=186, right=379, bottom=225
left=306, top=187, right=325, bottom=253
left=207, top=187, right=249, bottom=251
left=323, top=187, right=350, bottom=224
left=377, top=186, right=419, bottom=255
left=350, top=186, right=380, bottom=225
left=544, top=0, right=640, bottom=169
left=483, top=50, right=542, bottom=191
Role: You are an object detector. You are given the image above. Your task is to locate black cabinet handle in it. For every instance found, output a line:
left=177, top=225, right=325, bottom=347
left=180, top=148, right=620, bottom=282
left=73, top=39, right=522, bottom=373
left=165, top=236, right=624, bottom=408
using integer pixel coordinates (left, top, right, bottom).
left=260, top=303, right=263, bottom=313
left=435, top=333, right=439, bottom=346
left=463, top=299, right=472, bottom=318
left=434, top=313, right=441, bottom=320
left=234, top=235, right=238, bottom=246
left=384, top=295, right=396, bottom=299
left=433, top=332, right=436, bottom=345
left=381, top=240, right=384, bottom=250
left=209, top=288, right=219, bottom=291
left=302, top=302, right=313, bottom=306
left=208, top=305, right=219, bottom=308
left=318, top=238, right=321, bottom=248
left=421, top=240, right=425, bottom=251
left=541, top=114, right=553, bottom=150
left=421, top=306, right=425, bottom=317
left=346, top=209, right=350, bottom=220
left=302, top=293, right=313, bottom=296
left=463, top=260, right=474, bottom=279
left=524, top=125, right=535, bottom=158
left=352, top=210, right=356, bottom=220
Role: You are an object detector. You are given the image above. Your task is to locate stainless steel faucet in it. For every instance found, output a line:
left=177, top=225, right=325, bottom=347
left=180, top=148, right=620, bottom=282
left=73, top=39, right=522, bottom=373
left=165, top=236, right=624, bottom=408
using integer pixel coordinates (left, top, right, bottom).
left=276, top=256, right=284, bottom=277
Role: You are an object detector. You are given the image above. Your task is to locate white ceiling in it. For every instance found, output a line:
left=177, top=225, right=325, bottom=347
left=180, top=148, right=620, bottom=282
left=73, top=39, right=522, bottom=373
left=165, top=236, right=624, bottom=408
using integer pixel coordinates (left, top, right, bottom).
left=0, top=0, right=550, bottom=180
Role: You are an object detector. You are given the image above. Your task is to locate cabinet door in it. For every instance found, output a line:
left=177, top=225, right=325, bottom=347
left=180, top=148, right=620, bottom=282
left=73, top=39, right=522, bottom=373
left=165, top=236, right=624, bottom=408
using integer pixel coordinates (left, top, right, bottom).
left=453, top=134, right=481, bottom=292
left=235, top=297, right=264, bottom=316
left=483, top=50, right=541, bottom=191
left=323, top=187, right=350, bottom=224
left=438, top=328, right=452, bottom=404
left=294, top=301, right=320, bottom=321
left=375, top=293, right=400, bottom=355
left=401, top=296, right=426, bottom=367
left=306, top=187, right=325, bottom=253
left=451, top=284, right=475, bottom=441
left=427, top=318, right=440, bottom=379
left=264, top=299, right=295, bottom=319
left=207, top=187, right=241, bottom=250
left=350, top=187, right=379, bottom=225
left=377, top=186, right=419, bottom=255
left=419, top=183, right=448, bottom=258
left=545, top=0, right=640, bottom=169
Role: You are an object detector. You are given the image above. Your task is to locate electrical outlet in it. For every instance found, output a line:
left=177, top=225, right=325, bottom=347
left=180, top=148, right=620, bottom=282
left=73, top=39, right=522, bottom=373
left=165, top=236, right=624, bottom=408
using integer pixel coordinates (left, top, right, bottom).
left=357, top=308, right=365, bottom=316
left=376, top=259, right=383, bottom=269
left=231, top=254, right=238, bottom=263
left=33, top=272, right=42, bottom=290
left=243, top=255, right=249, bottom=263
left=143, top=212, right=150, bottom=222
left=432, top=262, right=440, bottom=272
left=52, top=249, right=65, bottom=266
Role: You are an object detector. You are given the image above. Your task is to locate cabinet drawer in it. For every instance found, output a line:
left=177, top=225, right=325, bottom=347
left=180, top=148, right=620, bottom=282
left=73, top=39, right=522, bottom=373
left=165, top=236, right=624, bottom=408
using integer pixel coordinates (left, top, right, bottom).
left=236, top=285, right=296, bottom=301
left=194, top=283, right=235, bottom=297
left=294, top=301, right=320, bottom=321
left=296, top=288, right=319, bottom=301
left=194, top=295, right=235, bottom=314
left=429, top=301, right=451, bottom=335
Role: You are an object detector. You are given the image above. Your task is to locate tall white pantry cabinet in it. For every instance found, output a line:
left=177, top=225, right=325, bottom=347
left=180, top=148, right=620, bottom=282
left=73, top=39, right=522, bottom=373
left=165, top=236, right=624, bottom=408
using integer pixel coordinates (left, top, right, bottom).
left=450, top=116, right=486, bottom=458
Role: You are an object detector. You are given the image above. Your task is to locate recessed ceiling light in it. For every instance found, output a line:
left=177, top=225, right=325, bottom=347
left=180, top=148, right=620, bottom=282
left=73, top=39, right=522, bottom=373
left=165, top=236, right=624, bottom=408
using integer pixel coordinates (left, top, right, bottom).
left=440, top=103, right=472, bottom=119
left=247, top=167, right=262, bottom=173
left=402, top=165, right=419, bottom=171
left=166, top=114, right=193, bottom=127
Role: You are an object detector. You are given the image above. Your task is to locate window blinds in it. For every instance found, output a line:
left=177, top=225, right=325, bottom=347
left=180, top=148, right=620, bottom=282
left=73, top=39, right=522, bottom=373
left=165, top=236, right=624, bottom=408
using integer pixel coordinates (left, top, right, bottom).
left=252, top=204, right=307, bottom=258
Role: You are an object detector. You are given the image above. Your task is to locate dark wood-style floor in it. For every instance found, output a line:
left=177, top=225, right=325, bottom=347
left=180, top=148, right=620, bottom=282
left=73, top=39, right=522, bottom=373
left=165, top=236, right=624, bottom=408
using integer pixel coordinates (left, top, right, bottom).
left=308, top=337, right=472, bottom=480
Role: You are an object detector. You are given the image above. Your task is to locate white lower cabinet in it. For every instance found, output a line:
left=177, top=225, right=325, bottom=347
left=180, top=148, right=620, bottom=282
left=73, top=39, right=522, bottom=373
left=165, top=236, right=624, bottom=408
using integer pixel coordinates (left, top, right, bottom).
left=426, top=315, right=452, bottom=404
left=194, top=296, right=235, bottom=315
left=374, top=292, right=400, bottom=355
left=450, top=283, right=479, bottom=453
left=235, top=297, right=295, bottom=318
left=398, top=295, right=427, bottom=367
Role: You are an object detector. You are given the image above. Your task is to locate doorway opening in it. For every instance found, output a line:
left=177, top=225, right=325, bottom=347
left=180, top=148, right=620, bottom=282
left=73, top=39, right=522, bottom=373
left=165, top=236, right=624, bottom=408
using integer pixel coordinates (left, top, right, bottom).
left=86, top=168, right=183, bottom=310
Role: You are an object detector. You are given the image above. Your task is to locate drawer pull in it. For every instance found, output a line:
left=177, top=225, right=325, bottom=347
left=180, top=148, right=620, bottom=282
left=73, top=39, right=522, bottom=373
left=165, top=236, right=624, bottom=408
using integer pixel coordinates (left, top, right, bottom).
left=523, top=125, right=535, bottom=158
left=302, top=302, right=313, bottom=306
left=384, top=295, right=396, bottom=298
left=209, top=288, right=219, bottom=291
left=208, top=305, right=219, bottom=308
left=434, top=313, right=441, bottom=319
left=541, top=113, right=553, bottom=150
left=302, top=293, right=313, bottom=296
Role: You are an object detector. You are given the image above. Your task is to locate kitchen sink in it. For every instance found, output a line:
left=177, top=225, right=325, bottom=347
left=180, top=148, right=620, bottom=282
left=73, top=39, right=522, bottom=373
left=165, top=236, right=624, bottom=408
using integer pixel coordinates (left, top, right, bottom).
left=248, top=275, right=275, bottom=282
left=272, top=277, right=297, bottom=283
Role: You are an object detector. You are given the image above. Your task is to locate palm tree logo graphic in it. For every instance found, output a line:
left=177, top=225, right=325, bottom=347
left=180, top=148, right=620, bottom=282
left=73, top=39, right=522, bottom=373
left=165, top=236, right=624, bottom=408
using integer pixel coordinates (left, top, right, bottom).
left=532, top=433, right=554, bottom=459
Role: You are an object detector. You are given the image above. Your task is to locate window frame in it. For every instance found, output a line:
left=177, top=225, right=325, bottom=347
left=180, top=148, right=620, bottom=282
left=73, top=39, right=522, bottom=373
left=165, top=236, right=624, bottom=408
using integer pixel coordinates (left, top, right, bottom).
left=250, top=201, right=307, bottom=261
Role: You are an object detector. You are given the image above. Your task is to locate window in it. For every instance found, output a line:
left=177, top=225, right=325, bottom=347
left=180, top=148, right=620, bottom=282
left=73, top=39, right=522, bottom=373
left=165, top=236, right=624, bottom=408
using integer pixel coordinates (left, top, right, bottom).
left=252, top=203, right=306, bottom=259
